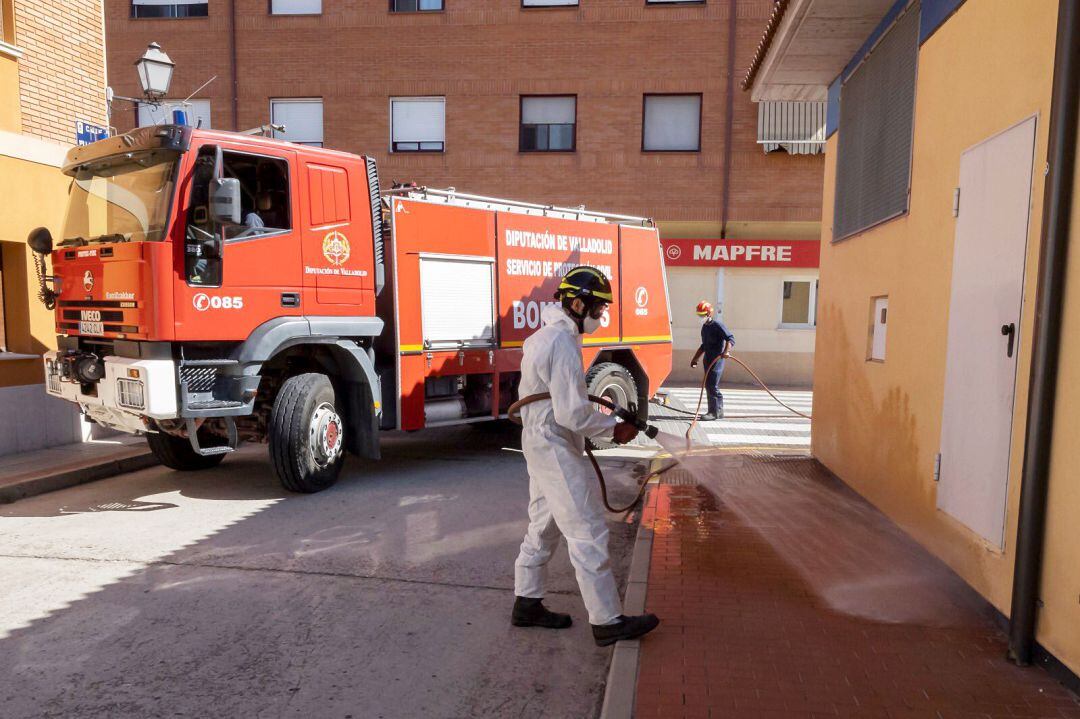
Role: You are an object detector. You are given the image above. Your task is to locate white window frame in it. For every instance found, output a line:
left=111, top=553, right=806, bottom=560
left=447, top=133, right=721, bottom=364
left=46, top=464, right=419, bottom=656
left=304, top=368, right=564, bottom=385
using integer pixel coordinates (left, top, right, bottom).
left=390, top=96, right=446, bottom=153
left=778, top=277, right=818, bottom=329
left=130, top=0, right=208, bottom=19
left=270, top=0, right=322, bottom=14
left=270, top=98, right=324, bottom=146
left=642, top=93, right=702, bottom=152
left=522, top=0, right=579, bottom=6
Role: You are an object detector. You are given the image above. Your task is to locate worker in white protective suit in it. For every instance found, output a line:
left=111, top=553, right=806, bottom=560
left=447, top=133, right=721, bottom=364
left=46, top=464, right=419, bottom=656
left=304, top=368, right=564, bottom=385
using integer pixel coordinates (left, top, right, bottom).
left=512, top=266, right=661, bottom=647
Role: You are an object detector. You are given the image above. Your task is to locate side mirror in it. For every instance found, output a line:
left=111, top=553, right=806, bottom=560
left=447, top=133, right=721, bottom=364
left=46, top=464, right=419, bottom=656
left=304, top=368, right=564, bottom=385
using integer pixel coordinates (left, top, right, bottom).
left=27, top=227, right=54, bottom=255
left=210, top=178, right=241, bottom=225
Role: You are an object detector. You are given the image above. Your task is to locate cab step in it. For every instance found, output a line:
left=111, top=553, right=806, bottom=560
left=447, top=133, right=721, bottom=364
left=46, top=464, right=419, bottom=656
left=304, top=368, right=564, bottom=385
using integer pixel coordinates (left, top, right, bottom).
left=186, top=417, right=238, bottom=457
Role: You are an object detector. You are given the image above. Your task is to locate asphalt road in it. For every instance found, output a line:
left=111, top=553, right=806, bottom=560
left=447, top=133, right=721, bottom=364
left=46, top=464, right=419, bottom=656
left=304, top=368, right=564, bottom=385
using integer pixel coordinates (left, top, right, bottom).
left=0, top=424, right=648, bottom=719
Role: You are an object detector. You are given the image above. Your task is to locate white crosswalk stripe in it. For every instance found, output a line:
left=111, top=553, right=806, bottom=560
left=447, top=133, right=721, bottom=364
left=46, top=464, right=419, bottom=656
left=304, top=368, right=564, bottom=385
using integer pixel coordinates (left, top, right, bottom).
left=660, top=386, right=813, bottom=452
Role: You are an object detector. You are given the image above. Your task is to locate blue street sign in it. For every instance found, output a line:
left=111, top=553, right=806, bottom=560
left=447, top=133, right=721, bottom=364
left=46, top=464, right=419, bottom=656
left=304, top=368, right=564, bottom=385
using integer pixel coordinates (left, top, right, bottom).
left=75, top=120, right=108, bottom=146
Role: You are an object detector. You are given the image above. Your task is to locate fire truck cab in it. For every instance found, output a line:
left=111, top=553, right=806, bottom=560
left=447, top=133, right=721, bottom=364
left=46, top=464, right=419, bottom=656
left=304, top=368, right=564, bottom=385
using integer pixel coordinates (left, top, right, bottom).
left=31, top=125, right=672, bottom=492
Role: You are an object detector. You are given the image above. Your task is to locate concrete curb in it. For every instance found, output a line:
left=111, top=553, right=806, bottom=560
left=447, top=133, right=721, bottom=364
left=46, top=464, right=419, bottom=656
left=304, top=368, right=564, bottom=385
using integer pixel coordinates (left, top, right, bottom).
left=600, top=484, right=656, bottom=719
left=0, top=450, right=158, bottom=504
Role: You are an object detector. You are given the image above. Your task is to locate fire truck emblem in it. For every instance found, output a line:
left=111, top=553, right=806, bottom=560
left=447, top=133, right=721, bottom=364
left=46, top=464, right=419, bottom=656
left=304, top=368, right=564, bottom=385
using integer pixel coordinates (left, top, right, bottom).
left=322, top=231, right=351, bottom=266
left=635, top=286, right=649, bottom=308
left=83, top=270, right=94, bottom=293
left=664, top=244, right=682, bottom=261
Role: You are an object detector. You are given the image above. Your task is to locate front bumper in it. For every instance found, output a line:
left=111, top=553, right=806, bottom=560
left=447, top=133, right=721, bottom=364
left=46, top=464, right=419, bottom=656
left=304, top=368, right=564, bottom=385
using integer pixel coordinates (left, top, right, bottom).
left=43, top=352, right=179, bottom=434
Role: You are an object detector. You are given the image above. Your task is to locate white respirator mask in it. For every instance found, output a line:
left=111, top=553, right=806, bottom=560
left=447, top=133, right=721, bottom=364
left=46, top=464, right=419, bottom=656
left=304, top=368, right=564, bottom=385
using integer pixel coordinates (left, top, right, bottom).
left=583, top=314, right=603, bottom=334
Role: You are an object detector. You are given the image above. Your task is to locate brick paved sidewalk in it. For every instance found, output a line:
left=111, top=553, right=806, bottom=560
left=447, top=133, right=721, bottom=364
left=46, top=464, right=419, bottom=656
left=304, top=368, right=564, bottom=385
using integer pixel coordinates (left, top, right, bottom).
left=634, top=455, right=1080, bottom=719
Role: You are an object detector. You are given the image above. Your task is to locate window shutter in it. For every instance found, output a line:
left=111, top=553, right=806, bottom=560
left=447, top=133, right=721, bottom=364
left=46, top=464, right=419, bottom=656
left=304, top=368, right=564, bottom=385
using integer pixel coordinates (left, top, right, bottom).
left=271, top=99, right=324, bottom=145
left=271, top=0, right=321, bottom=12
left=392, top=98, right=446, bottom=143
left=833, top=3, right=919, bottom=240
left=522, top=97, right=575, bottom=125
left=643, top=95, right=701, bottom=151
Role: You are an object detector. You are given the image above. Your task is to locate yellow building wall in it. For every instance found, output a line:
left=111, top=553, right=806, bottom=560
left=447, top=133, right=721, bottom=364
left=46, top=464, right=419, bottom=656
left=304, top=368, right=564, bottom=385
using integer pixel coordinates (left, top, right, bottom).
left=0, top=54, right=19, bottom=132
left=0, top=151, right=69, bottom=388
left=1039, top=112, right=1080, bottom=674
left=812, top=0, right=1079, bottom=673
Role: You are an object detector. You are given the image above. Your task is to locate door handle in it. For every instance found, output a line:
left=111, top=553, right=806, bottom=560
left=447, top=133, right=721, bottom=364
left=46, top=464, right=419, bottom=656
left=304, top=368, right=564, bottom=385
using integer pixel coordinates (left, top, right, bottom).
left=281, top=292, right=301, bottom=308
left=1001, top=322, right=1016, bottom=358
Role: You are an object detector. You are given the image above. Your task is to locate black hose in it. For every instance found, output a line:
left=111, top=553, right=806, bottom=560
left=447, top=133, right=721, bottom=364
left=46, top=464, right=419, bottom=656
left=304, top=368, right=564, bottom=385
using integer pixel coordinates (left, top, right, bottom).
left=507, top=393, right=675, bottom=514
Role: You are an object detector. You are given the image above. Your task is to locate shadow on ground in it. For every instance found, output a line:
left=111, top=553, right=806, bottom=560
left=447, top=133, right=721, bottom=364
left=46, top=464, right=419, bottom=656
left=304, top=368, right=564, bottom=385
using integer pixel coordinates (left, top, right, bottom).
left=0, top=423, right=646, bottom=719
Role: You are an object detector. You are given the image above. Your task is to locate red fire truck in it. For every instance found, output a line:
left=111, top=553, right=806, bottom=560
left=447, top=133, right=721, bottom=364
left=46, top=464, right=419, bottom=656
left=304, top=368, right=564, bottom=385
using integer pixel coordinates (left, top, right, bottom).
left=29, top=125, right=672, bottom=492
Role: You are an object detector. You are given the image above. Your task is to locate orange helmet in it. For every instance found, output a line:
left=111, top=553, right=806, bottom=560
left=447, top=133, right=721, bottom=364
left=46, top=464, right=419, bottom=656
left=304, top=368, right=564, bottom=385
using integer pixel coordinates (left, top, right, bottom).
left=695, top=301, right=713, bottom=316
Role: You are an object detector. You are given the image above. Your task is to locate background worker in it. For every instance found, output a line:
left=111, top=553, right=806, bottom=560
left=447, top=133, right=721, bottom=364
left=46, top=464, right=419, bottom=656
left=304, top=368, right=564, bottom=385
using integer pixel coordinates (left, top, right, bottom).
left=512, top=266, right=661, bottom=647
left=690, top=301, right=735, bottom=420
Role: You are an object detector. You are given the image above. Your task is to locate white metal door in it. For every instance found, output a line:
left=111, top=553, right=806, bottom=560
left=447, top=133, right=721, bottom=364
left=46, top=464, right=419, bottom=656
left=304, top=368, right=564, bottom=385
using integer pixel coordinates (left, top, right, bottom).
left=938, top=116, right=1036, bottom=548
left=419, top=255, right=495, bottom=349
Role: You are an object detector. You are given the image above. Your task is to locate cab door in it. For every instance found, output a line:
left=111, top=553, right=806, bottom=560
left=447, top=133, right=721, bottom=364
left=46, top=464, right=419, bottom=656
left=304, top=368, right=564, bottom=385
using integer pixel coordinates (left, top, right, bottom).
left=174, top=142, right=304, bottom=341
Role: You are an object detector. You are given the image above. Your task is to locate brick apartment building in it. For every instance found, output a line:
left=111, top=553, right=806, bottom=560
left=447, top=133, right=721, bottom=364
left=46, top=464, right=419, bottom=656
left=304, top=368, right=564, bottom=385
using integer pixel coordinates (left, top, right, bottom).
left=1, top=0, right=108, bottom=456
left=105, top=0, right=824, bottom=385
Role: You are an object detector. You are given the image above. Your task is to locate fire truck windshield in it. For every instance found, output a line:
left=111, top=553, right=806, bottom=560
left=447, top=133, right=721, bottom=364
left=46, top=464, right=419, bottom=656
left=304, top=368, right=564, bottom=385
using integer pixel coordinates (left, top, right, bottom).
left=62, top=149, right=179, bottom=245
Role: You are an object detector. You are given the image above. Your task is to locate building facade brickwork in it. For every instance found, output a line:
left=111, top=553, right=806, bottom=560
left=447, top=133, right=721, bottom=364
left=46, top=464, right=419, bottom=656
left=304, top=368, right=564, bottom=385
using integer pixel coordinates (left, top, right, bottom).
left=104, top=0, right=822, bottom=224
left=15, top=0, right=107, bottom=144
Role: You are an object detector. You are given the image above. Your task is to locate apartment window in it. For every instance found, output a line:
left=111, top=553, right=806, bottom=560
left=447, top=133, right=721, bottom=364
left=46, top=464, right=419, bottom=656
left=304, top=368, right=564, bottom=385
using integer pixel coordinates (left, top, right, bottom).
left=757, top=101, right=825, bottom=155
left=780, top=280, right=818, bottom=328
left=270, top=0, right=319, bottom=12
left=131, top=1, right=208, bottom=19
left=520, top=96, right=575, bottom=152
left=138, top=99, right=211, bottom=129
left=833, top=3, right=919, bottom=240
left=271, top=99, right=324, bottom=146
left=522, top=0, right=578, bottom=5
left=642, top=94, right=701, bottom=152
left=391, top=97, right=445, bottom=152
left=271, top=0, right=321, bottom=13
left=390, top=0, right=443, bottom=11
left=869, top=296, right=888, bottom=361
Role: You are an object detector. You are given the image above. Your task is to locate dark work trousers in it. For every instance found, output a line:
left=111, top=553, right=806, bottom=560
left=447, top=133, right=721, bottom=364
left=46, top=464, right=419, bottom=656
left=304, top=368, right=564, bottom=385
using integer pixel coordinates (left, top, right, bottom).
left=704, top=357, right=725, bottom=417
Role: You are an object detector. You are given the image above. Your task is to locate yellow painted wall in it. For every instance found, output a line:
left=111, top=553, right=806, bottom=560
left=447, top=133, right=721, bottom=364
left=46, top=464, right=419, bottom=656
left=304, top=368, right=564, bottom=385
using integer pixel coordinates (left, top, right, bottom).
left=1039, top=112, right=1080, bottom=674
left=0, top=152, right=69, bottom=388
left=0, top=55, right=19, bottom=132
left=811, top=0, right=1079, bottom=673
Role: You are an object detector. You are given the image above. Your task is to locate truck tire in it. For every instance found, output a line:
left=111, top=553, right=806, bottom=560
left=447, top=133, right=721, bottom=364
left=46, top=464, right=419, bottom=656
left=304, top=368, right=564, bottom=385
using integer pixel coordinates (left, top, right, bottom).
left=146, top=430, right=226, bottom=471
left=270, top=373, right=346, bottom=493
left=585, top=362, right=639, bottom=450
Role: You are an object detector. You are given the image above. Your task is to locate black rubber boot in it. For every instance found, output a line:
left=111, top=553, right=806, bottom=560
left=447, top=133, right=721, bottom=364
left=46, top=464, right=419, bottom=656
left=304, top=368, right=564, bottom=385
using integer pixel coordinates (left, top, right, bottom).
left=511, top=597, right=572, bottom=629
left=591, top=613, right=661, bottom=646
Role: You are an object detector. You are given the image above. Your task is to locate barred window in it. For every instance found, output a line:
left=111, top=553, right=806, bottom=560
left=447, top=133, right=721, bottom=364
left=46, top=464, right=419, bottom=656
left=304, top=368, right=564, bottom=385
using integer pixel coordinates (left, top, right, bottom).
left=833, top=2, right=919, bottom=241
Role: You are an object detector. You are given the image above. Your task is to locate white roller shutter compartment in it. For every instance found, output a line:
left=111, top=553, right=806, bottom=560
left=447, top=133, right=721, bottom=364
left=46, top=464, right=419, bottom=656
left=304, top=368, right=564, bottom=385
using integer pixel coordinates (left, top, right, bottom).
left=419, top=256, right=495, bottom=348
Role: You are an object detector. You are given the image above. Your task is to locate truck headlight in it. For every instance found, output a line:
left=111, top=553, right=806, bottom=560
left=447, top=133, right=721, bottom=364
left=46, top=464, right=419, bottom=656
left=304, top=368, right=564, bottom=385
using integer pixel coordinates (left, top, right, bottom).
left=116, top=378, right=146, bottom=410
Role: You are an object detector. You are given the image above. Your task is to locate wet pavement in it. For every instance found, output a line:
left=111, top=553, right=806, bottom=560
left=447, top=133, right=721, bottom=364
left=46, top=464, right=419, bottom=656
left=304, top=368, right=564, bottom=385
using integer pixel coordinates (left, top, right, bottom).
left=634, top=455, right=1080, bottom=719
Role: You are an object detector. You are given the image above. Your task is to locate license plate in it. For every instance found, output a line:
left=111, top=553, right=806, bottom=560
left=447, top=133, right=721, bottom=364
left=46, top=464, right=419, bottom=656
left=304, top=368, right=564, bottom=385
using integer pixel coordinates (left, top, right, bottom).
left=79, top=321, right=104, bottom=335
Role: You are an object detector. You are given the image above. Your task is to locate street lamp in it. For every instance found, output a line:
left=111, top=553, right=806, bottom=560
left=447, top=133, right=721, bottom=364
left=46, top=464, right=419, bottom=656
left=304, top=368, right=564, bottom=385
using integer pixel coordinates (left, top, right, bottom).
left=134, top=42, right=174, bottom=102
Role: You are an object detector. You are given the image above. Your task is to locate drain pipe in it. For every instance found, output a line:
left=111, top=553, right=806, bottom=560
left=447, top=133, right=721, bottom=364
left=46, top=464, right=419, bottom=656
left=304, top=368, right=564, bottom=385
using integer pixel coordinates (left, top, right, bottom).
left=719, top=0, right=738, bottom=239
left=229, top=0, right=240, bottom=131
left=1007, top=0, right=1080, bottom=667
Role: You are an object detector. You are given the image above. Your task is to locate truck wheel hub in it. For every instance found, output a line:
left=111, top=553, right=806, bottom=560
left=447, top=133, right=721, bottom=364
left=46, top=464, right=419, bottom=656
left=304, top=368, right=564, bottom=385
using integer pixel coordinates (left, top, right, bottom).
left=310, top=403, right=343, bottom=467
left=597, top=383, right=629, bottom=416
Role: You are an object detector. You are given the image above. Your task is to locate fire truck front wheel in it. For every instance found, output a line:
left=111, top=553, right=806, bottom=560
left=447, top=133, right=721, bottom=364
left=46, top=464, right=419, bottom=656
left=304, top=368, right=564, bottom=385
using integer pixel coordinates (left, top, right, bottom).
left=585, top=362, right=639, bottom=451
left=146, top=429, right=226, bottom=471
left=270, top=373, right=346, bottom=493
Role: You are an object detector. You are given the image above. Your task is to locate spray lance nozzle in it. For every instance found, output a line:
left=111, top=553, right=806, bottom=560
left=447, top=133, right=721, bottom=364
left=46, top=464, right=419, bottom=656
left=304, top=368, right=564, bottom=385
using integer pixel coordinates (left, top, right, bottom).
left=610, top=404, right=659, bottom=439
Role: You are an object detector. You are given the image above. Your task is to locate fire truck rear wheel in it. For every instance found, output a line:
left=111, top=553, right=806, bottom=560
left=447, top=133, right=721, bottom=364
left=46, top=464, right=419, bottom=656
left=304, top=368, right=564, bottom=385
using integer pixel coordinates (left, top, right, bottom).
left=146, top=429, right=226, bottom=471
left=585, top=362, right=639, bottom=451
left=270, top=373, right=345, bottom=493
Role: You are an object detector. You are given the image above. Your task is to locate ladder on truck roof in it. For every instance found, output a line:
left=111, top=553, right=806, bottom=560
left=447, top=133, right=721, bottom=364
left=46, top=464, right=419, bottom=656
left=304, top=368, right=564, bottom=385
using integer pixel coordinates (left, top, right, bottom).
left=383, top=186, right=654, bottom=227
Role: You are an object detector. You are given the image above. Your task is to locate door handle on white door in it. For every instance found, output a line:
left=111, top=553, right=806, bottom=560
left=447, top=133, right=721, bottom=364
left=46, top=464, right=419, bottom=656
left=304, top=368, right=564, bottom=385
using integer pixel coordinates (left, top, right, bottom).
left=1001, top=323, right=1016, bottom=358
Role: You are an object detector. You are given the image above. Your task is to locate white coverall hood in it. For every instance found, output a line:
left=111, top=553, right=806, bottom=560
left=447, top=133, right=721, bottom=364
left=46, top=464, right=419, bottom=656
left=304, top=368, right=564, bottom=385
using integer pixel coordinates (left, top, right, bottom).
left=513, top=304, right=622, bottom=625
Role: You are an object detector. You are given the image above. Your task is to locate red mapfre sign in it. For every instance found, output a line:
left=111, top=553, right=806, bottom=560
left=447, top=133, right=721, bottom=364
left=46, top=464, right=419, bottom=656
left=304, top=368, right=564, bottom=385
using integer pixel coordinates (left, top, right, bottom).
left=662, top=238, right=820, bottom=268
